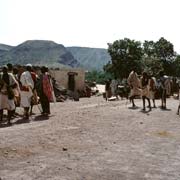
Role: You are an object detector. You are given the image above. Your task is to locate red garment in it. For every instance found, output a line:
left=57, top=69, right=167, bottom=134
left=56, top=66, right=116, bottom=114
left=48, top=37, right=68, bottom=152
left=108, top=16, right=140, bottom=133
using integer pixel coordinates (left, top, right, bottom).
left=43, top=74, right=53, bottom=102
left=31, top=72, right=37, bottom=82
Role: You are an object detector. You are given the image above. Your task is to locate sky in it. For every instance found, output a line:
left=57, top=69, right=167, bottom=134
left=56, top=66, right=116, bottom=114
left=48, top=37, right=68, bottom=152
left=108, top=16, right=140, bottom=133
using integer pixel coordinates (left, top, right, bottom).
left=0, top=0, right=180, bottom=52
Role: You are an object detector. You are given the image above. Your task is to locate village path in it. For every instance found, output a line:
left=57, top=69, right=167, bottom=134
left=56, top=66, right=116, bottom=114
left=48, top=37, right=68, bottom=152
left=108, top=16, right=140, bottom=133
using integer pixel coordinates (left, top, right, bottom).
left=0, top=96, right=180, bottom=180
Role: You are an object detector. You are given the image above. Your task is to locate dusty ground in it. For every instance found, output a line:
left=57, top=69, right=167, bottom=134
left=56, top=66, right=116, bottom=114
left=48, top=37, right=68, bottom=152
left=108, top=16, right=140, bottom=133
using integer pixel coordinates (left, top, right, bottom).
left=0, top=96, right=180, bottom=180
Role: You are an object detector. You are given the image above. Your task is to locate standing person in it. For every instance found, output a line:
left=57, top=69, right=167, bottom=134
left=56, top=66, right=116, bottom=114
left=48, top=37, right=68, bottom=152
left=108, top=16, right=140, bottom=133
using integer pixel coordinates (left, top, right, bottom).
left=29, top=67, right=39, bottom=115
left=12, top=67, right=21, bottom=108
left=0, top=66, right=17, bottom=125
left=149, top=75, right=157, bottom=108
left=176, top=80, right=180, bottom=115
left=20, top=64, right=34, bottom=119
left=140, top=72, right=151, bottom=111
left=127, top=70, right=141, bottom=107
left=110, top=77, right=119, bottom=100
left=164, top=76, right=171, bottom=97
left=105, top=79, right=111, bottom=101
left=159, top=71, right=167, bottom=109
left=37, top=66, right=54, bottom=115
left=7, top=64, right=21, bottom=116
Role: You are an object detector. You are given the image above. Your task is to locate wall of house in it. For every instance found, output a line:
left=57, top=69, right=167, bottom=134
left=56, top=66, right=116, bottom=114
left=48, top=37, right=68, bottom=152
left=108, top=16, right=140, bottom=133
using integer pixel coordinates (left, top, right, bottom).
left=49, top=68, right=85, bottom=91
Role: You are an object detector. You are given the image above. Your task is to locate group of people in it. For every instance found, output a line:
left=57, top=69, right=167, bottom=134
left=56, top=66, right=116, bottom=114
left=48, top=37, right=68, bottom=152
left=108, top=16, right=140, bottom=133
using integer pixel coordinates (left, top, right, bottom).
left=105, top=70, right=175, bottom=112
left=0, top=63, right=55, bottom=125
left=127, top=70, right=172, bottom=111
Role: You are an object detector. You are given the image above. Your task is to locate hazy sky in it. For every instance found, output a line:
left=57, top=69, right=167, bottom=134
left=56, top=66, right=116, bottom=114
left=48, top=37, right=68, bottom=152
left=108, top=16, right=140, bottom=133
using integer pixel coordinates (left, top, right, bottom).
left=0, top=0, right=180, bottom=52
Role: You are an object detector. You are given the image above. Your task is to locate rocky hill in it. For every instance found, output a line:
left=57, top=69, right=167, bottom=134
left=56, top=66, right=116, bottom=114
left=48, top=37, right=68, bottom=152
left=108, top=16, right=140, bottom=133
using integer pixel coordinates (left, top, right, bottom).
left=0, top=44, right=13, bottom=55
left=67, top=47, right=111, bottom=71
left=0, top=40, right=80, bottom=68
left=0, top=41, right=111, bottom=71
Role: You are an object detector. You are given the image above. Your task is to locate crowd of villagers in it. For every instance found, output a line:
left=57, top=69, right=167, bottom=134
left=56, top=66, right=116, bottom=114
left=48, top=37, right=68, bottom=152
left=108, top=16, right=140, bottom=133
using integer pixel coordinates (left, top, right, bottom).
left=105, top=70, right=180, bottom=112
left=0, top=63, right=56, bottom=126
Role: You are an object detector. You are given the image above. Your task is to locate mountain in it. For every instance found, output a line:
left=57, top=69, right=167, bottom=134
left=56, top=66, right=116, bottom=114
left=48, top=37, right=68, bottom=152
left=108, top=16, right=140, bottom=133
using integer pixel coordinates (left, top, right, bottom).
left=0, top=40, right=80, bottom=68
left=0, top=44, right=13, bottom=51
left=0, top=41, right=111, bottom=71
left=67, top=47, right=111, bottom=71
left=0, top=44, right=13, bottom=55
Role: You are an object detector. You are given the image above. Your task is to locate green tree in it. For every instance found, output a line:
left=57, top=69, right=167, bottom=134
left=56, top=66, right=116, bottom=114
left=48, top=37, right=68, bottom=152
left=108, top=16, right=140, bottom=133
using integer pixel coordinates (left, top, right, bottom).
left=142, top=57, right=163, bottom=77
left=142, top=40, right=163, bottom=76
left=154, top=37, right=175, bottom=75
left=172, top=55, right=180, bottom=77
left=85, top=70, right=113, bottom=84
left=143, top=40, right=156, bottom=58
left=142, top=38, right=176, bottom=76
left=106, top=38, right=143, bottom=78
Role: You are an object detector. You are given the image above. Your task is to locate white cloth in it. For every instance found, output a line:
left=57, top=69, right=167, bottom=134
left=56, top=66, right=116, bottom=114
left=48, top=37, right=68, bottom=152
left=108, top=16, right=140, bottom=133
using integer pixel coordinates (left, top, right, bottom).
left=128, top=71, right=141, bottom=97
left=20, top=71, right=34, bottom=107
left=0, top=94, right=15, bottom=110
left=20, top=71, right=34, bottom=89
left=110, top=79, right=118, bottom=96
left=149, top=77, right=156, bottom=100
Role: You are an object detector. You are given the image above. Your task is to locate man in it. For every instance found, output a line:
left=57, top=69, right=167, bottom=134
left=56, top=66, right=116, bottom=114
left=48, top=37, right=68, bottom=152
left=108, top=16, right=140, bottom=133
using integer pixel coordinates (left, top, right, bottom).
left=36, top=66, right=55, bottom=115
left=7, top=63, right=21, bottom=116
left=20, top=64, right=34, bottom=119
left=110, top=77, right=119, bottom=100
left=140, top=72, right=151, bottom=111
left=159, top=71, right=167, bottom=109
left=0, top=66, right=17, bottom=125
left=149, top=75, right=157, bottom=108
left=127, top=70, right=141, bottom=107
left=105, top=79, right=111, bottom=101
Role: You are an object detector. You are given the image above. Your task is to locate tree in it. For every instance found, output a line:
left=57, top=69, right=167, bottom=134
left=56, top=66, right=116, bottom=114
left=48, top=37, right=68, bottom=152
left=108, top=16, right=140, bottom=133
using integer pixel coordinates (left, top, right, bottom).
left=142, top=57, right=163, bottom=77
left=143, top=40, right=156, bottom=58
left=154, top=37, right=175, bottom=75
left=85, top=70, right=113, bottom=84
left=106, top=38, right=143, bottom=78
left=172, top=55, right=180, bottom=77
left=142, top=38, right=176, bottom=76
left=142, top=40, right=163, bottom=76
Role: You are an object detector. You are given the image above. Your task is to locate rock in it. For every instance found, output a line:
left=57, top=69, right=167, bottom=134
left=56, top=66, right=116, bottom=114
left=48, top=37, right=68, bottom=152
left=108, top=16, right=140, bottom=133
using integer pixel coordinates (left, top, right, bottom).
left=62, top=148, right=68, bottom=151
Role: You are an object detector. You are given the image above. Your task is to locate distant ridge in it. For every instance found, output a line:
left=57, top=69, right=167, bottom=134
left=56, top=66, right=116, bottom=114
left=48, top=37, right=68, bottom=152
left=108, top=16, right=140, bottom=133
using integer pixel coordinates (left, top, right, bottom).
left=67, top=46, right=111, bottom=71
left=0, top=44, right=13, bottom=51
left=0, top=40, right=111, bottom=71
left=0, top=40, right=80, bottom=68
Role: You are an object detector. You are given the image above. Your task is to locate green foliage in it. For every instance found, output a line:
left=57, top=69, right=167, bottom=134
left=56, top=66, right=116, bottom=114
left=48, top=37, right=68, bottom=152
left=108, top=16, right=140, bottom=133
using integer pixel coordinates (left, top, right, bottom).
left=154, top=37, right=175, bottom=75
left=105, top=37, right=176, bottom=78
left=172, top=55, right=180, bottom=77
left=155, top=37, right=174, bottom=61
left=85, top=70, right=113, bottom=84
left=107, top=38, right=143, bottom=78
left=142, top=57, right=163, bottom=77
left=143, top=40, right=156, bottom=58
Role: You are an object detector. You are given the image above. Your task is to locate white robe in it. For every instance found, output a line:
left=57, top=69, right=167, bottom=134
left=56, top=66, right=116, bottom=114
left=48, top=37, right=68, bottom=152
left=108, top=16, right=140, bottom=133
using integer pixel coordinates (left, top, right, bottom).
left=127, top=71, right=141, bottom=97
left=20, top=71, right=34, bottom=108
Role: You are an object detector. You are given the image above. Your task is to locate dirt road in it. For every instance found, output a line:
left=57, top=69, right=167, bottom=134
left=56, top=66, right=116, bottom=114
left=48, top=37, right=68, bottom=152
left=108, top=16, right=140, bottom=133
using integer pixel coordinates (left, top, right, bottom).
left=0, top=96, right=180, bottom=180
